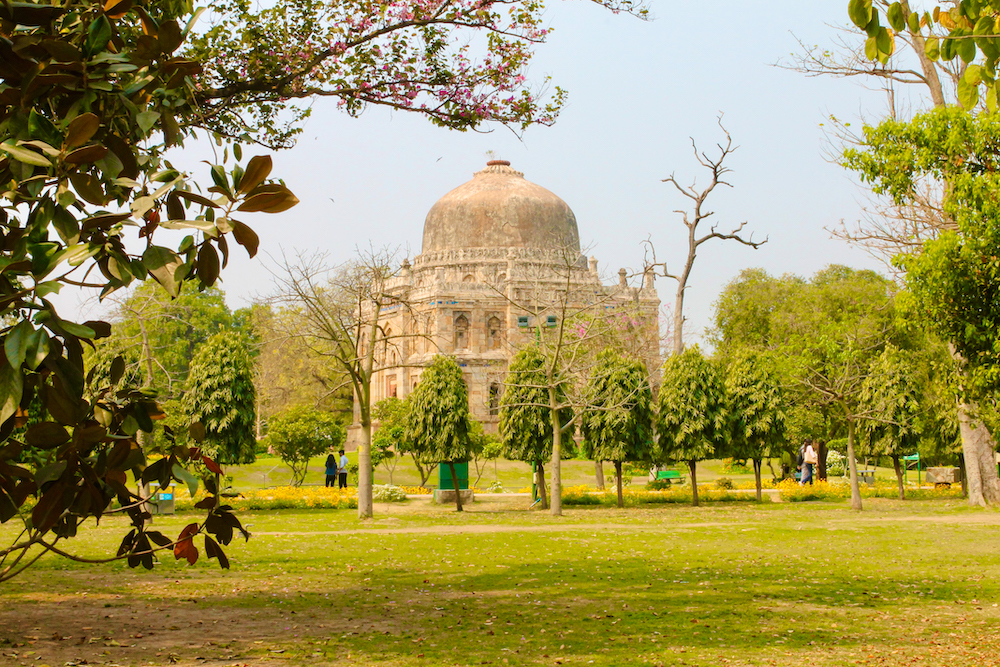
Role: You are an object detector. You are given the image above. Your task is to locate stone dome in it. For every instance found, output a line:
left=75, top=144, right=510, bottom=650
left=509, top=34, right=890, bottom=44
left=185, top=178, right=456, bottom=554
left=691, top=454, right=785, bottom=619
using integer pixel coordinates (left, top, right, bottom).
left=422, top=161, right=580, bottom=253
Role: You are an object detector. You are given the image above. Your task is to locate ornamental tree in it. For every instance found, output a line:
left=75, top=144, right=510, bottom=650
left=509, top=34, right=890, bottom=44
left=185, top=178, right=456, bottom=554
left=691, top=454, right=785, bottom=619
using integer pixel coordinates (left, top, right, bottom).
left=0, top=0, right=293, bottom=581
left=498, top=346, right=573, bottom=510
left=722, top=348, right=788, bottom=502
left=405, top=355, right=479, bottom=511
left=185, top=333, right=257, bottom=465
left=656, top=346, right=728, bottom=507
left=265, top=405, right=346, bottom=486
left=188, top=0, right=649, bottom=147
left=580, top=348, right=654, bottom=508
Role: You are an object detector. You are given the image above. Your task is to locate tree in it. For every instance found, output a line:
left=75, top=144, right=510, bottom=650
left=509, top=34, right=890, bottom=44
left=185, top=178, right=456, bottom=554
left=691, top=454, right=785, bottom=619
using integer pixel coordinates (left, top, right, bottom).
left=105, top=284, right=236, bottom=398
left=185, top=334, right=257, bottom=465
left=644, top=121, right=765, bottom=355
left=268, top=249, right=415, bottom=518
left=187, top=0, right=648, bottom=147
left=373, top=396, right=435, bottom=487
left=405, top=355, right=479, bottom=511
left=580, top=349, right=655, bottom=508
left=656, top=347, right=727, bottom=507
left=266, top=406, right=346, bottom=486
left=858, top=346, right=924, bottom=500
left=498, top=346, right=572, bottom=510
left=0, top=0, right=292, bottom=580
left=722, top=348, right=788, bottom=502
left=471, top=425, right=504, bottom=488
left=843, top=105, right=1000, bottom=506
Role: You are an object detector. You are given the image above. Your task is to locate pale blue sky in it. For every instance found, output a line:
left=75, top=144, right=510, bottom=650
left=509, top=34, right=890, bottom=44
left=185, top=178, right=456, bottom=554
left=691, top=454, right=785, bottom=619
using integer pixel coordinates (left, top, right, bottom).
left=77, top=1, right=920, bottom=345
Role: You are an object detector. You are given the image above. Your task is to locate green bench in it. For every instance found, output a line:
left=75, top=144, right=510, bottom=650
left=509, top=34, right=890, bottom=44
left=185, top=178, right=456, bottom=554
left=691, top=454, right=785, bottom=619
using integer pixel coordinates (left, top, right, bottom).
left=654, top=469, right=686, bottom=485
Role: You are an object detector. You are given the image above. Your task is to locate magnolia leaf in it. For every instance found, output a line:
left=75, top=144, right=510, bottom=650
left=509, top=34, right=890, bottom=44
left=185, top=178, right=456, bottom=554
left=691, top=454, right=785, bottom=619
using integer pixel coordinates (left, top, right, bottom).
left=958, top=76, right=980, bottom=108
left=237, top=186, right=298, bottom=213
left=65, top=144, right=108, bottom=165
left=0, top=356, right=24, bottom=426
left=231, top=220, right=259, bottom=258
left=197, top=243, right=220, bottom=286
left=4, top=320, right=32, bottom=369
left=172, top=462, right=199, bottom=497
left=26, top=422, right=70, bottom=449
left=237, top=155, right=272, bottom=194
left=1, top=141, right=51, bottom=167
left=142, top=245, right=184, bottom=298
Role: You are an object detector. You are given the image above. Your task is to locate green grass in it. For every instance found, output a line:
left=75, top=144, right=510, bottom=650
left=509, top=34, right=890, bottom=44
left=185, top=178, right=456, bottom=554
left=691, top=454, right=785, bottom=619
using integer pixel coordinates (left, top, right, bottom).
left=225, top=455, right=898, bottom=491
left=2, top=497, right=999, bottom=666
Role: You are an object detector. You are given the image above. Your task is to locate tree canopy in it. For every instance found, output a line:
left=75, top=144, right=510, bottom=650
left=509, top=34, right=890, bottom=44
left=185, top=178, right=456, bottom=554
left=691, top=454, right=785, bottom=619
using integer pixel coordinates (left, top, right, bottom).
left=185, top=333, right=257, bottom=465
left=265, top=405, right=346, bottom=486
left=405, top=355, right=478, bottom=510
left=656, top=346, right=727, bottom=507
left=580, top=348, right=654, bottom=507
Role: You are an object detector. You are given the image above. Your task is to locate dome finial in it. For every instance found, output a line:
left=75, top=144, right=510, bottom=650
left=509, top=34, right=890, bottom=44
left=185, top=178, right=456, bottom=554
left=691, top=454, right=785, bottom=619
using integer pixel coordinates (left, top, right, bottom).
left=487, top=159, right=510, bottom=167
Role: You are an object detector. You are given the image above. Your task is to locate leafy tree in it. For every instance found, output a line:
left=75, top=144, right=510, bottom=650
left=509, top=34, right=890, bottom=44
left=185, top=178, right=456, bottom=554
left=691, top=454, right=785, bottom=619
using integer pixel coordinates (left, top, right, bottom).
left=185, top=334, right=257, bottom=465
left=722, top=348, right=788, bottom=501
left=656, top=347, right=727, bottom=507
left=498, top=346, right=573, bottom=510
left=373, top=396, right=433, bottom=487
left=858, top=346, right=925, bottom=500
left=0, top=0, right=291, bottom=580
left=843, top=105, right=1000, bottom=506
left=580, top=349, right=654, bottom=508
left=265, top=406, right=346, bottom=486
left=107, top=284, right=236, bottom=397
left=405, top=356, right=480, bottom=511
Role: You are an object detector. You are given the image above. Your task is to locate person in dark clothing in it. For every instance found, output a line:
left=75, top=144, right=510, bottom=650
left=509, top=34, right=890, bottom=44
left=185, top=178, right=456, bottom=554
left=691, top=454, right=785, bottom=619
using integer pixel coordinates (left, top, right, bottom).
left=324, top=450, right=338, bottom=487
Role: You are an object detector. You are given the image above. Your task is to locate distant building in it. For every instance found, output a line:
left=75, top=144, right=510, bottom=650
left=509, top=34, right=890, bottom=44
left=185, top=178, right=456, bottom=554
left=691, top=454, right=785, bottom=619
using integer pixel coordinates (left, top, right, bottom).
left=348, top=160, right=659, bottom=446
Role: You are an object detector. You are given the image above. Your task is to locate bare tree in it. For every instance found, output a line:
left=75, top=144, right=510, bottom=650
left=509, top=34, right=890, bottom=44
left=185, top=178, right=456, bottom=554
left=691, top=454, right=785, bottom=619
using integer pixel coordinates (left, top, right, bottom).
left=267, top=248, right=414, bottom=519
left=645, top=121, right=765, bottom=356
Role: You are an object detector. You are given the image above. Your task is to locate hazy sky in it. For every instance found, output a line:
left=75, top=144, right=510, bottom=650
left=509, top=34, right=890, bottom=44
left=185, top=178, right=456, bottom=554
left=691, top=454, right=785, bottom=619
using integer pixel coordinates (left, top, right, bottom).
left=77, top=1, right=918, bottom=346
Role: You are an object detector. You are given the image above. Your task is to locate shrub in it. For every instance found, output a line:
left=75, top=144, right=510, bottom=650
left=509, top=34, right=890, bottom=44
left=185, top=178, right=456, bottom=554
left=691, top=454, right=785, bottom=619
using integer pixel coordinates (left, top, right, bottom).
left=825, top=449, right=847, bottom=477
left=372, top=485, right=408, bottom=502
left=715, top=477, right=734, bottom=490
left=647, top=479, right=671, bottom=491
left=721, top=458, right=751, bottom=474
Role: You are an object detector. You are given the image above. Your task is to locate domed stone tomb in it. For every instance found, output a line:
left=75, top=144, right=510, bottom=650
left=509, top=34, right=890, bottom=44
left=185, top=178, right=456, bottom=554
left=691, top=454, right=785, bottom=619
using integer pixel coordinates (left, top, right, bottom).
left=422, top=160, right=580, bottom=253
left=347, top=161, right=660, bottom=446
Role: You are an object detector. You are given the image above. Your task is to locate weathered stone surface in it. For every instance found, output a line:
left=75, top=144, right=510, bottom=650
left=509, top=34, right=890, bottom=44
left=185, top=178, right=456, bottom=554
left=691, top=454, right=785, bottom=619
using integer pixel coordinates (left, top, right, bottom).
left=422, top=161, right=580, bottom=253
left=925, top=467, right=961, bottom=484
left=433, top=489, right=475, bottom=504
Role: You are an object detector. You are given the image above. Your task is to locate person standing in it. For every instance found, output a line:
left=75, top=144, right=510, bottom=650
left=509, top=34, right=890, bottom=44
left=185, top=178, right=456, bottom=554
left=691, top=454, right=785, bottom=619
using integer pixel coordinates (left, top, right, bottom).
left=324, top=449, right=338, bottom=488
left=338, top=449, right=349, bottom=489
left=801, top=440, right=818, bottom=486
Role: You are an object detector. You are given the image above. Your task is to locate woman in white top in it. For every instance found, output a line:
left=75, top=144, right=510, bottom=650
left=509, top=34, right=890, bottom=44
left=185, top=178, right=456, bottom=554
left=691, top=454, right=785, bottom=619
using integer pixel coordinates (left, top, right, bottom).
left=800, top=440, right=818, bottom=486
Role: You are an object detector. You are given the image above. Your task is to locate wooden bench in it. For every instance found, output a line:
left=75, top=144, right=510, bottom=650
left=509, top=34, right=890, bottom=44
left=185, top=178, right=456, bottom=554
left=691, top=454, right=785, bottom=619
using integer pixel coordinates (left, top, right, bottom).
left=654, top=470, right=686, bottom=485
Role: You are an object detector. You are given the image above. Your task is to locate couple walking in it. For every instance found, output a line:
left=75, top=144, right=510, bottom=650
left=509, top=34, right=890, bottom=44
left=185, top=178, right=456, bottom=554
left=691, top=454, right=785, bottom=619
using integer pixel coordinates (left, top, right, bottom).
left=325, top=449, right=349, bottom=488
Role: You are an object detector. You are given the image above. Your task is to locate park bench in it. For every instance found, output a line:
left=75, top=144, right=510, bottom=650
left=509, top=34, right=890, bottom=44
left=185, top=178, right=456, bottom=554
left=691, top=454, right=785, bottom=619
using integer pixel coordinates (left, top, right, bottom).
left=654, top=469, right=685, bottom=485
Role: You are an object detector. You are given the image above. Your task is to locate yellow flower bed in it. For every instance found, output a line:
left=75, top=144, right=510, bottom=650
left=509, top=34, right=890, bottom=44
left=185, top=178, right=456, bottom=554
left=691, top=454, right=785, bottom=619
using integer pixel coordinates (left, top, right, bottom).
left=560, top=484, right=758, bottom=506
left=776, top=478, right=965, bottom=502
left=175, top=486, right=359, bottom=511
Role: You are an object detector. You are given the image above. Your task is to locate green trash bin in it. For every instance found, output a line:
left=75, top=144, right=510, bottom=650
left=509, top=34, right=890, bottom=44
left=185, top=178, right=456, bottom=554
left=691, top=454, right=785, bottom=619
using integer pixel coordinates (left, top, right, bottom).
left=438, top=461, right=469, bottom=490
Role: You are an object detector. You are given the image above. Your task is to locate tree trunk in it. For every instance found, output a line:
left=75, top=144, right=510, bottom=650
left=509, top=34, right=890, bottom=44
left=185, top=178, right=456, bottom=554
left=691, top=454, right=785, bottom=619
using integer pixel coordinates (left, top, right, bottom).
left=595, top=460, right=605, bottom=490
left=753, top=458, right=762, bottom=502
left=535, top=461, right=548, bottom=510
left=817, top=441, right=828, bottom=481
left=548, top=389, right=562, bottom=517
left=689, top=460, right=699, bottom=507
left=892, top=454, right=904, bottom=501
left=959, top=453, right=968, bottom=498
left=358, top=419, right=373, bottom=519
left=673, top=286, right=686, bottom=356
left=449, top=461, right=463, bottom=512
left=846, top=419, right=863, bottom=511
left=615, top=461, right=624, bottom=508
left=957, top=400, right=1000, bottom=506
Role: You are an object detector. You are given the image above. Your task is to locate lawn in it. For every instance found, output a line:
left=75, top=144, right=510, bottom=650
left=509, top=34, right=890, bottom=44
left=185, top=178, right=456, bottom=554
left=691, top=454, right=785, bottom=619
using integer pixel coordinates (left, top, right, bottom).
left=1, top=496, right=998, bottom=667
